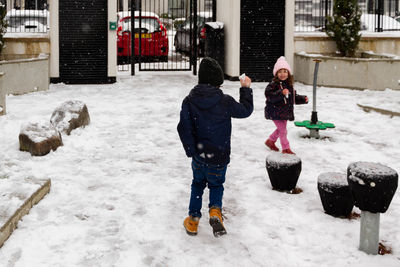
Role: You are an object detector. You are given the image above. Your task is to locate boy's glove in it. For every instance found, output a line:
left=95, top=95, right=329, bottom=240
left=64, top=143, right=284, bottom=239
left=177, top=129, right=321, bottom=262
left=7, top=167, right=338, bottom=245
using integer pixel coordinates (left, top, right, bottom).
left=240, top=75, right=251, bottom=88
left=305, top=96, right=309, bottom=103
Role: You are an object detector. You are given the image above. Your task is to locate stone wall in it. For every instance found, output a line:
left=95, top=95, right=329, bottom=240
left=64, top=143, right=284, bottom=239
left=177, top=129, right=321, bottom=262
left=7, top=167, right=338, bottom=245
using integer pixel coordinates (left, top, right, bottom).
left=2, top=34, right=50, bottom=59
left=294, top=52, right=400, bottom=91
left=294, top=33, right=400, bottom=57
left=0, top=56, right=49, bottom=95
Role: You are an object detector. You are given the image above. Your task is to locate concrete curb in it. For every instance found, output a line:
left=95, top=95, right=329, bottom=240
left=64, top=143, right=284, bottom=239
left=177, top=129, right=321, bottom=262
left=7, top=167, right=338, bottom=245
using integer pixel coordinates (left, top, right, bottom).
left=0, top=179, right=51, bottom=248
left=357, top=104, right=400, bottom=118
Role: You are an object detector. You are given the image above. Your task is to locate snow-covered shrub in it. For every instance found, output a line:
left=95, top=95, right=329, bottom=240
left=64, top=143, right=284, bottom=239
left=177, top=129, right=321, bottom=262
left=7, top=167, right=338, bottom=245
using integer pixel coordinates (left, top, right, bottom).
left=0, top=3, right=7, bottom=54
left=325, top=0, right=361, bottom=57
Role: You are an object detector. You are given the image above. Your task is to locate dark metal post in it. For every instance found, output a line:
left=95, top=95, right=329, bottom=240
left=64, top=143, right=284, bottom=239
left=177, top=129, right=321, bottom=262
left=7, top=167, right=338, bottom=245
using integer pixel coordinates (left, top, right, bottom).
left=311, top=59, right=321, bottom=125
left=324, top=0, right=329, bottom=29
left=192, top=0, right=198, bottom=76
left=212, top=0, right=217, bottom=22
left=377, top=0, right=383, bottom=32
left=131, top=0, right=137, bottom=75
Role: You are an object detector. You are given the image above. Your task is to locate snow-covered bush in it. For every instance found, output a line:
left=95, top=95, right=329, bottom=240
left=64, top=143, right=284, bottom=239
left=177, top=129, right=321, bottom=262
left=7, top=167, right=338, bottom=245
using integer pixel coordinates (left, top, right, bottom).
left=325, top=0, right=361, bottom=57
left=0, top=3, right=7, bottom=54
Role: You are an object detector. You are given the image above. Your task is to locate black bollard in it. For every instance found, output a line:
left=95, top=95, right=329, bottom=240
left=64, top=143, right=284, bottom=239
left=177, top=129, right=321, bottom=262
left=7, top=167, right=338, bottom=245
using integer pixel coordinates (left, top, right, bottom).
left=347, top=162, right=398, bottom=213
left=347, top=161, right=398, bottom=255
left=317, top=172, right=354, bottom=217
left=266, top=153, right=302, bottom=192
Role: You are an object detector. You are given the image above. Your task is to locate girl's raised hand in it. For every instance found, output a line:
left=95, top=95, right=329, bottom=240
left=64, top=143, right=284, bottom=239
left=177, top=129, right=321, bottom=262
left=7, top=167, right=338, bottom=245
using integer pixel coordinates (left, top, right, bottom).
left=282, top=89, right=289, bottom=98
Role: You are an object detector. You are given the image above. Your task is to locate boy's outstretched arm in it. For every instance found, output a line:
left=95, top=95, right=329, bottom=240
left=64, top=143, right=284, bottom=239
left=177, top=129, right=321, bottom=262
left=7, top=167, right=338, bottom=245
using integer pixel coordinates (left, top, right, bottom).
left=177, top=98, right=196, bottom=157
left=230, top=76, right=254, bottom=118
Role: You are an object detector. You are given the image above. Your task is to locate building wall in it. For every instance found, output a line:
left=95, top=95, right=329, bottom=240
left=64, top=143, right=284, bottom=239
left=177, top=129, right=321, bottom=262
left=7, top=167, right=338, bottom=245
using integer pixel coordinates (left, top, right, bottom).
left=0, top=57, right=49, bottom=95
left=216, top=0, right=240, bottom=77
left=49, top=0, right=59, bottom=77
left=108, top=0, right=117, bottom=77
left=2, top=36, right=50, bottom=57
left=286, top=1, right=295, bottom=73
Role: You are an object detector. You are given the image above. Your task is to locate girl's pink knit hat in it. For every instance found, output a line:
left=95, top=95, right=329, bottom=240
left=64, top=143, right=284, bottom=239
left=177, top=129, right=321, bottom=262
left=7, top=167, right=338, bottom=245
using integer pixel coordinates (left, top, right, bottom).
left=273, top=56, right=292, bottom=76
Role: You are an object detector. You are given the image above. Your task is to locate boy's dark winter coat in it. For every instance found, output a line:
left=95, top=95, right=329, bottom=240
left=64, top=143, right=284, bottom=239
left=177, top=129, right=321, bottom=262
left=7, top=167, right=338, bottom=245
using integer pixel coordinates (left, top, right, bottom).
left=178, top=84, right=253, bottom=166
left=264, top=80, right=307, bottom=121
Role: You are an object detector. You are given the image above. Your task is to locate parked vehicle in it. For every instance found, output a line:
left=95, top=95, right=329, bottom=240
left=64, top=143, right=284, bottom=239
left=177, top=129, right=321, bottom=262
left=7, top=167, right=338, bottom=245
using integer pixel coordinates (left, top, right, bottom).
left=360, top=14, right=400, bottom=31
left=5, top=9, right=49, bottom=33
left=117, top=11, right=169, bottom=63
left=174, top=11, right=213, bottom=56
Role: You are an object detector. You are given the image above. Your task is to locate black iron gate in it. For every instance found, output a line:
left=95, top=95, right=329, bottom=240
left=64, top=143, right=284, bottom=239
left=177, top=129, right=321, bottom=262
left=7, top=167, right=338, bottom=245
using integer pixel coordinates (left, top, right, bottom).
left=117, top=0, right=215, bottom=75
left=59, top=0, right=109, bottom=84
left=240, top=0, right=285, bottom=81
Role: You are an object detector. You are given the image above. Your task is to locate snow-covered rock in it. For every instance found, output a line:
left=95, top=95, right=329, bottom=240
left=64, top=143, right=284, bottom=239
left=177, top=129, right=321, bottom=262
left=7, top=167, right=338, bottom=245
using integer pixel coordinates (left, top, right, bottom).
left=19, top=122, right=63, bottom=156
left=50, top=100, right=90, bottom=135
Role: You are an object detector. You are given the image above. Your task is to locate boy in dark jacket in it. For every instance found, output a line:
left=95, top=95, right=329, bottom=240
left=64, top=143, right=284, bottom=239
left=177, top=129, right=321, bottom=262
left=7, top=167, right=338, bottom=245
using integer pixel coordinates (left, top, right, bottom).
left=177, top=57, right=253, bottom=237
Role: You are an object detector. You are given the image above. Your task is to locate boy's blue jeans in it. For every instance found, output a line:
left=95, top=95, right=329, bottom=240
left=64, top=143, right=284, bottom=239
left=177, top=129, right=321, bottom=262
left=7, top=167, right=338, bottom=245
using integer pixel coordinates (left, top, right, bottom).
left=188, top=156, right=227, bottom=218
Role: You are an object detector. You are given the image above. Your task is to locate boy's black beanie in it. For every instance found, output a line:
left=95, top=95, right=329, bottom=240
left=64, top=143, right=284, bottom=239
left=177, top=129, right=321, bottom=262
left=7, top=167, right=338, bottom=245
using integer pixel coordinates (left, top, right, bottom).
left=198, top=57, right=224, bottom=87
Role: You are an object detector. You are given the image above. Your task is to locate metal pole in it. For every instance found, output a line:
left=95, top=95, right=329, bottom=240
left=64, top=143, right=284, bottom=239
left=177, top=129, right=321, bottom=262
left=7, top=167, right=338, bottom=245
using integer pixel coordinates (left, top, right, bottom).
left=309, top=59, right=321, bottom=138
left=192, top=0, right=197, bottom=76
left=377, top=0, right=383, bottom=32
left=324, top=0, right=328, bottom=29
left=312, top=60, right=320, bottom=113
left=131, top=0, right=136, bottom=75
left=311, top=59, right=320, bottom=124
left=360, top=211, right=380, bottom=255
left=212, top=0, right=217, bottom=22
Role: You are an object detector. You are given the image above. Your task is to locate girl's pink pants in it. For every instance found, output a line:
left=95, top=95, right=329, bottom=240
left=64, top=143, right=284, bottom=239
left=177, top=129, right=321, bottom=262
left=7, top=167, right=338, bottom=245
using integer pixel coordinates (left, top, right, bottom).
left=269, top=120, right=290, bottom=150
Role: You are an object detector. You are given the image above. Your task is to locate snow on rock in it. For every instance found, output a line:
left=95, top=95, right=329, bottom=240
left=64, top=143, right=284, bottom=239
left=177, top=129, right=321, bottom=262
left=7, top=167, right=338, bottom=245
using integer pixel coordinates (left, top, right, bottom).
left=348, top=162, right=398, bottom=182
left=19, top=121, right=63, bottom=156
left=318, top=172, right=348, bottom=188
left=50, top=100, right=90, bottom=135
left=266, top=153, right=301, bottom=168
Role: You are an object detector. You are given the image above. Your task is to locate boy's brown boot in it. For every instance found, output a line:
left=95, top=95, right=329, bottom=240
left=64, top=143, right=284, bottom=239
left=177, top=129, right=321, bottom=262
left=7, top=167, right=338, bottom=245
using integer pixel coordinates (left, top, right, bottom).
left=265, top=139, right=279, bottom=151
left=209, top=207, right=227, bottom=237
left=183, top=216, right=200, bottom=236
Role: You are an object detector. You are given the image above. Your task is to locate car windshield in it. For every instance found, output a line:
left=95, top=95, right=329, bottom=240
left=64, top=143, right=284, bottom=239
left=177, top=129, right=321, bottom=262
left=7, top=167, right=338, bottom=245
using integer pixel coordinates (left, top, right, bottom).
left=361, top=14, right=400, bottom=31
left=121, top=17, right=160, bottom=33
left=8, top=16, right=47, bottom=27
left=5, top=9, right=49, bottom=32
left=182, top=16, right=213, bottom=29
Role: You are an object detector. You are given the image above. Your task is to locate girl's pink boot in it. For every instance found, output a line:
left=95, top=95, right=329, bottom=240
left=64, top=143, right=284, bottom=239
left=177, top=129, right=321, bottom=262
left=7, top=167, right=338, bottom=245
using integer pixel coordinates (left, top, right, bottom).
left=265, top=139, right=279, bottom=151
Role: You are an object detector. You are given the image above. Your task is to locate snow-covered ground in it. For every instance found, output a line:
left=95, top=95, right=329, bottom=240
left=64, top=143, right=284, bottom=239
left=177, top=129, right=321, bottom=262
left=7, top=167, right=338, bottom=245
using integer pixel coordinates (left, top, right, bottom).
left=0, top=69, right=399, bottom=266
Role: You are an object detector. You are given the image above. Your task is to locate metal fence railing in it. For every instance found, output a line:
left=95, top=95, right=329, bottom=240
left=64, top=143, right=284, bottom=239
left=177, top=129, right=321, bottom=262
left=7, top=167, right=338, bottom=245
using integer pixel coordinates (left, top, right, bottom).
left=1, top=0, right=49, bottom=33
left=2, top=0, right=399, bottom=34
left=295, top=0, right=400, bottom=32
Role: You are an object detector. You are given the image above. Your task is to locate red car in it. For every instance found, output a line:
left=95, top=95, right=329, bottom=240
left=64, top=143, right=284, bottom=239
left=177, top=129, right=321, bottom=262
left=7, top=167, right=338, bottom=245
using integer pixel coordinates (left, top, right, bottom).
left=117, top=11, right=169, bottom=63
